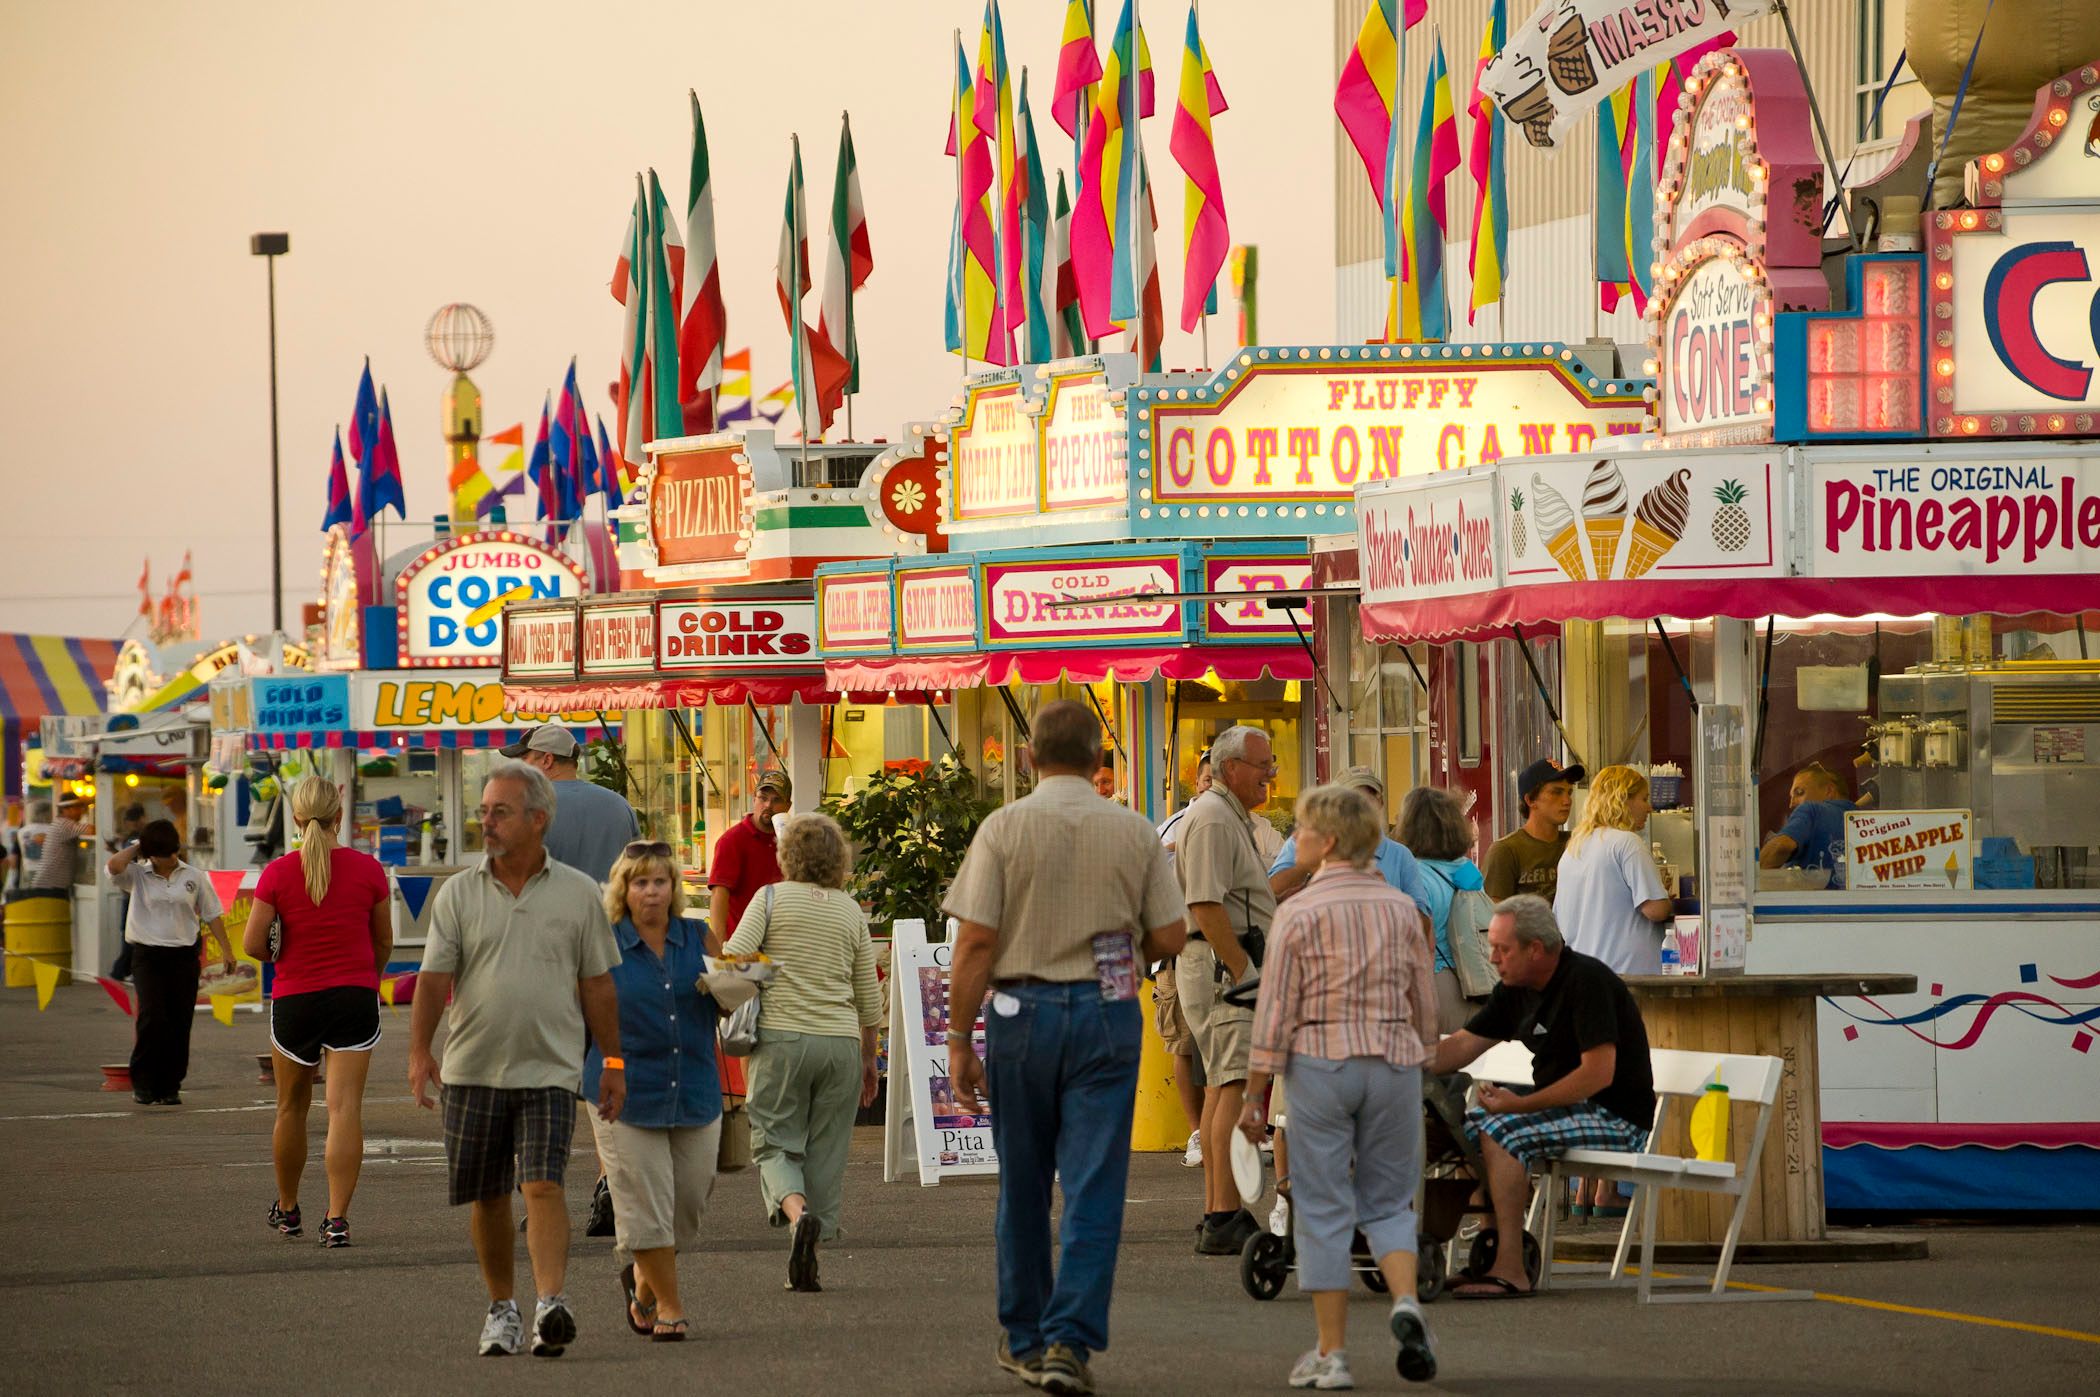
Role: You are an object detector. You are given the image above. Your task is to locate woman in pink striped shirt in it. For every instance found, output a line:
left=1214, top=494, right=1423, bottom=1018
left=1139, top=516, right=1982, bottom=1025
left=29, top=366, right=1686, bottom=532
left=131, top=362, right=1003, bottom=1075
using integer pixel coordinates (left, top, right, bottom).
left=1240, top=784, right=1440, bottom=1389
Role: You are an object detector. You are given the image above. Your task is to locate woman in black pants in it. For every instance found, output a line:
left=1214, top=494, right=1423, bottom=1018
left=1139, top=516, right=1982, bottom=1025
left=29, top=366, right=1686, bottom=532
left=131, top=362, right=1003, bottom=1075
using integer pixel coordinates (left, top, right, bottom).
left=109, top=821, right=235, bottom=1105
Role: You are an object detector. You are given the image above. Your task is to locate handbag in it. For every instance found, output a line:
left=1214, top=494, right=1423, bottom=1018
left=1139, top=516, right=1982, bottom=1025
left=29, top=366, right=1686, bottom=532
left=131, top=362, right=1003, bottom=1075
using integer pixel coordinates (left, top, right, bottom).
left=717, top=885, right=773, bottom=1057
left=1429, top=863, right=1500, bottom=1000
left=716, top=1096, right=752, bottom=1172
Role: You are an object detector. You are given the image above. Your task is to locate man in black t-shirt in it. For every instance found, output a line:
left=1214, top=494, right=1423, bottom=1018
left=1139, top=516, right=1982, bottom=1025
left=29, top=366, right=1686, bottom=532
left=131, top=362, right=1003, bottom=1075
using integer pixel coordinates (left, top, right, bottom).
left=1430, top=894, right=1654, bottom=1298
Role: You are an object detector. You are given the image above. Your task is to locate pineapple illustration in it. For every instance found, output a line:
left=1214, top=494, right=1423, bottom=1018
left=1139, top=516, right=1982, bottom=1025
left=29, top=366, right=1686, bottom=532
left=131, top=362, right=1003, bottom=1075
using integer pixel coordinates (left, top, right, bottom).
left=1712, top=478, right=1751, bottom=552
left=1510, top=488, right=1529, bottom=557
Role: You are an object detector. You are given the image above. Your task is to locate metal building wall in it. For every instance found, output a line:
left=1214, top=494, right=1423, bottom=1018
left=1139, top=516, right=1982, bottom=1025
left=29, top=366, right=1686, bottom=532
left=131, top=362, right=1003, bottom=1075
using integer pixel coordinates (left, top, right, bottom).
left=1332, top=0, right=1867, bottom=344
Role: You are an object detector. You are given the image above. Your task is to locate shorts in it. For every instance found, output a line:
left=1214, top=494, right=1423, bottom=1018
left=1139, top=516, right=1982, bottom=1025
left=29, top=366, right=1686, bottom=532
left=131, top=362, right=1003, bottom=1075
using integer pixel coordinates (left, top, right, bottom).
left=1151, top=963, right=1198, bottom=1058
left=441, top=1084, right=577, bottom=1206
left=269, top=985, right=381, bottom=1067
left=1464, top=1100, right=1648, bottom=1169
left=1175, top=940, right=1251, bottom=1086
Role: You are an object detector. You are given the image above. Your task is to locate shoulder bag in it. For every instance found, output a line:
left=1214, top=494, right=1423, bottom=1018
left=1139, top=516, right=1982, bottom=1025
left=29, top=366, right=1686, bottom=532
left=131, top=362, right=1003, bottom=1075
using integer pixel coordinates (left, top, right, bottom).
left=1429, top=863, right=1499, bottom=1000
left=717, top=885, right=771, bottom=1057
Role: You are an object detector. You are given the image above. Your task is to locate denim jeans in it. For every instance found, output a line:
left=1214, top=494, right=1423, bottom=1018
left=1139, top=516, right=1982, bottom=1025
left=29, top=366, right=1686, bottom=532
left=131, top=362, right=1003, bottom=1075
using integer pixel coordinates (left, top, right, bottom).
left=986, top=981, right=1142, bottom=1361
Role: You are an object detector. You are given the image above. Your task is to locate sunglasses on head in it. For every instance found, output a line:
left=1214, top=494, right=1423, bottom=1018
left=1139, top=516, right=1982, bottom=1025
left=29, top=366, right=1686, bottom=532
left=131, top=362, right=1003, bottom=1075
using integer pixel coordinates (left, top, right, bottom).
left=622, top=840, right=675, bottom=859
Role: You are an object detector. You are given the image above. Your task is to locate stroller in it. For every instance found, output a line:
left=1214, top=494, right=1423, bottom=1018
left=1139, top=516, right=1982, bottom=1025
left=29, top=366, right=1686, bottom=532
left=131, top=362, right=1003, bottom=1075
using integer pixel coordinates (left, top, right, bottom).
left=1237, top=1067, right=1542, bottom=1303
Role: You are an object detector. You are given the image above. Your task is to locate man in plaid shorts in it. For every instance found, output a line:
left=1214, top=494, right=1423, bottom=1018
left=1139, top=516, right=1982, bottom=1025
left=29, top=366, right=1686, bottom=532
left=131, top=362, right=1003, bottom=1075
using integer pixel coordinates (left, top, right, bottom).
left=409, top=761, right=624, bottom=1357
left=1429, top=894, right=1653, bottom=1299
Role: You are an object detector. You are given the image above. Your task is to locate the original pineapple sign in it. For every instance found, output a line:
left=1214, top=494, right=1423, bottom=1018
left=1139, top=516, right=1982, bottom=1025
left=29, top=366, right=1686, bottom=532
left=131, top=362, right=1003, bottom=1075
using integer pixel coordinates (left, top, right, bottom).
left=1845, top=809, right=1973, bottom=890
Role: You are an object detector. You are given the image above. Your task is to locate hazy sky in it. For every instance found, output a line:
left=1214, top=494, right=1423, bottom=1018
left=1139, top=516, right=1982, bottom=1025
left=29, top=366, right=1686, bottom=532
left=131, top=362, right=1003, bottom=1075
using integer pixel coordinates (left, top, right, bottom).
left=0, top=0, right=1334, bottom=641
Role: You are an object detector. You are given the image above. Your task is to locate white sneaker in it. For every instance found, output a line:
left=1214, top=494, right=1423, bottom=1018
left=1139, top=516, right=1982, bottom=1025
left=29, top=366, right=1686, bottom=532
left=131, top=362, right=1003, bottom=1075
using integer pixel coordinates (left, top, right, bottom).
left=477, top=1300, right=523, bottom=1357
left=1288, top=1347, right=1354, bottom=1390
left=530, top=1295, right=576, bottom=1358
left=1269, top=1194, right=1291, bottom=1236
left=1182, top=1129, right=1202, bottom=1168
left=1389, top=1295, right=1438, bottom=1384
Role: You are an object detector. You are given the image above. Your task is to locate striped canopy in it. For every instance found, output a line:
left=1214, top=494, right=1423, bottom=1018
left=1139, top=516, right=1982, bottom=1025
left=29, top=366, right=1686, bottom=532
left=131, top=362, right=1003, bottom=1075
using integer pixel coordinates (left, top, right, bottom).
left=2, top=634, right=122, bottom=800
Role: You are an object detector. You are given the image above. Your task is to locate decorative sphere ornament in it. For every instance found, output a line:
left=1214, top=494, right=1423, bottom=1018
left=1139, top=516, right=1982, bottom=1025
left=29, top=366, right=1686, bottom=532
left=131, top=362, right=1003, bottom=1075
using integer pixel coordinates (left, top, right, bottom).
left=425, top=303, right=494, bottom=372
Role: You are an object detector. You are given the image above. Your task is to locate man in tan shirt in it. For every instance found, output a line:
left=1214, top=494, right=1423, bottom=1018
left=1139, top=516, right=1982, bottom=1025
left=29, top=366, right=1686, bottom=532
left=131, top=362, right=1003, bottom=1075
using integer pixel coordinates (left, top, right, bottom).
left=1175, top=723, right=1280, bottom=1256
left=946, top=700, right=1186, bottom=1397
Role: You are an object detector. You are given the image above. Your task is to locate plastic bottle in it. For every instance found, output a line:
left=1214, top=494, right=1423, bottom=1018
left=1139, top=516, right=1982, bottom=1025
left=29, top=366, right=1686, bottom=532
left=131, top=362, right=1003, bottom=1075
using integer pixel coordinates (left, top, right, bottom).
left=1689, top=1081, right=1731, bottom=1163
left=1659, top=941, right=1681, bottom=975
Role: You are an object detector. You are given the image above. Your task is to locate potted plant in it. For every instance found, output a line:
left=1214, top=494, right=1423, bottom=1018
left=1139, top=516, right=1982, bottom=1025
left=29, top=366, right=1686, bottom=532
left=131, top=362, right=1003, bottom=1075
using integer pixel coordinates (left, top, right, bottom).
left=824, top=755, right=995, bottom=936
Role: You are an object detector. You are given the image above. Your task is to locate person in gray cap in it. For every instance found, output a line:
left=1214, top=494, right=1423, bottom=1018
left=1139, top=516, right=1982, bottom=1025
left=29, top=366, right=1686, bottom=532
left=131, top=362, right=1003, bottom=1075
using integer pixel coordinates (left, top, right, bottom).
left=502, top=725, right=639, bottom=884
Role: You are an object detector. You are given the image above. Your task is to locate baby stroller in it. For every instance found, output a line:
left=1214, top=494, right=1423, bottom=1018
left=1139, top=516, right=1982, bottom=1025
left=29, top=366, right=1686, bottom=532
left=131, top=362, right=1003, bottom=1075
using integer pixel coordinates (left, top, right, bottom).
left=1238, top=1068, right=1542, bottom=1303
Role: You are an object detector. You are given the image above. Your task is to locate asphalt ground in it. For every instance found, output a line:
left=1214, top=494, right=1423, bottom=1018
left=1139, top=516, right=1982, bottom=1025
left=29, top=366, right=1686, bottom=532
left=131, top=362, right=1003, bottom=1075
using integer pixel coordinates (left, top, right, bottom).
left=2, top=988, right=2095, bottom=1395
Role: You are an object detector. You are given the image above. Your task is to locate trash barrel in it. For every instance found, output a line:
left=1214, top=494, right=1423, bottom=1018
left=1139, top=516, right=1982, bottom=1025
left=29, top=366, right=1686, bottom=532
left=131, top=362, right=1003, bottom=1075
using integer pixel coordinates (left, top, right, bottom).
left=4, top=895, right=73, bottom=989
left=1130, top=978, right=1192, bottom=1152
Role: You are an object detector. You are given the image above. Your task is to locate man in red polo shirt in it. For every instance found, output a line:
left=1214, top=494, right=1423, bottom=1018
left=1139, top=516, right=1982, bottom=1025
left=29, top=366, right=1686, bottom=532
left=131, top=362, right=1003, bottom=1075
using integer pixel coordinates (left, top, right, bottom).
left=708, top=769, right=791, bottom=945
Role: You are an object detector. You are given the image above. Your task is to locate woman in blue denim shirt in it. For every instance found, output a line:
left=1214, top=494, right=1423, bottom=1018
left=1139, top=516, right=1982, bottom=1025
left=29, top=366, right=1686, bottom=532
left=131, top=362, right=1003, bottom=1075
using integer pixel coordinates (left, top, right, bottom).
left=1396, top=787, right=1489, bottom=1035
left=584, top=843, right=721, bottom=1342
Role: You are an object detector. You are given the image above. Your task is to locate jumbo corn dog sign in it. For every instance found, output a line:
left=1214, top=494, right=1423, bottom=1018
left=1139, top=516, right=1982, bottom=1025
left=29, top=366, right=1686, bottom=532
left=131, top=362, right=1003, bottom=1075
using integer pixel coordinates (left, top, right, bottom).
left=1128, top=343, right=1646, bottom=540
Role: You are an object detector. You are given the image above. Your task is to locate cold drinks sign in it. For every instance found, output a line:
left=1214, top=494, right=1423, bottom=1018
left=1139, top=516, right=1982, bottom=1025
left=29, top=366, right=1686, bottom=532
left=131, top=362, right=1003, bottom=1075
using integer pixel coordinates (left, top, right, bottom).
left=657, top=600, right=816, bottom=669
left=396, top=531, right=587, bottom=668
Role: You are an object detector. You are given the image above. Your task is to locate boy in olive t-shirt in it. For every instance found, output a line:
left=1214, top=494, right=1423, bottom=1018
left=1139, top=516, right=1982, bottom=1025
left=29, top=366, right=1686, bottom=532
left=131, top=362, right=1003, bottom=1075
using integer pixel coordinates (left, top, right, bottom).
left=1483, top=759, right=1585, bottom=906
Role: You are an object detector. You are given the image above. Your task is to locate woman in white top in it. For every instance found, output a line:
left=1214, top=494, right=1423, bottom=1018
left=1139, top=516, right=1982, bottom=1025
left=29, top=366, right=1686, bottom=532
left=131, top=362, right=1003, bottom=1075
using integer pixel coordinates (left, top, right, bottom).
left=1552, top=765, right=1673, bottom=975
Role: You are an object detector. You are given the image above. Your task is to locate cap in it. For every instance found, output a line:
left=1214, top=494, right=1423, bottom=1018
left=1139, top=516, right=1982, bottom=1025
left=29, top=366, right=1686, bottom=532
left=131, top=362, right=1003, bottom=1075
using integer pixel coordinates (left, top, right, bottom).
left=1334, top=765, right=1386, bottom=799
left=1517, top=758, right=1585, bottom=796
left=755, top=768, right=792, bottom=798
left=500, top=724, right=580, bottom=760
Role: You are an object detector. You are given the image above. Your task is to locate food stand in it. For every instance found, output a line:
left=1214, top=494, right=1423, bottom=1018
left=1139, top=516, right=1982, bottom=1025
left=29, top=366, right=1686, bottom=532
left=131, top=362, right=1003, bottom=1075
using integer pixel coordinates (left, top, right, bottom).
left=1353, top=52, right=2100, bottom=1216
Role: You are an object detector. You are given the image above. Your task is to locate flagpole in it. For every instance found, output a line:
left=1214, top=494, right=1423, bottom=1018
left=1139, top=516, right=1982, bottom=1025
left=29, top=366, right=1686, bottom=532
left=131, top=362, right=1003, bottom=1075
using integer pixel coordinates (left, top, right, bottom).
left=954, top=28, right=970, bottom=382
left=1435, top=26, right=1451, bottom=343
left=843, top=106, right=857, bottom=443
left=790, top=135, right=814, bottom=479
left=1392, top=10, right=1406, bottom=344
left=1127, top=0, right=1143, bottom=368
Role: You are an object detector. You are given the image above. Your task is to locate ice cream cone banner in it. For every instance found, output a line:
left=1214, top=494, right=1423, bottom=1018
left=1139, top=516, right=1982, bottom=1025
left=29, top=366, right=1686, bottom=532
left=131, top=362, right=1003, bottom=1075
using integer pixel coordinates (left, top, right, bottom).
left=1622, top=519, right=1680, bottom=578
left=1546, top=524, right=1589, bottom=581
left=1586, top=519, right=1625, bottom=579
left=33, top=958, right=62, bottom=1010
left=211, top=994, right=237, bottom=1027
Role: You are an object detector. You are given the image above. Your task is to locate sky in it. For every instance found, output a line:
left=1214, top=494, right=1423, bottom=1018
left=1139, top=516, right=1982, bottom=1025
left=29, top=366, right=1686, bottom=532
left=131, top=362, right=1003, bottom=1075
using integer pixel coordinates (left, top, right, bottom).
left=0, top=0, right=1335, bottom=642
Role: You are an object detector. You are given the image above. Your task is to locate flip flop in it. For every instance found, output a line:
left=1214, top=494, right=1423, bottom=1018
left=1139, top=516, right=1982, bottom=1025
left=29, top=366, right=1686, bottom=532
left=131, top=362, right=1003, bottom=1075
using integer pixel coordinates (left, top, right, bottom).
left=651, top=1318, right=688, bottom=1343
left=1450, top=1275, right=1536, bottom=1300
left=621, top=1263, right=656, bottom=1336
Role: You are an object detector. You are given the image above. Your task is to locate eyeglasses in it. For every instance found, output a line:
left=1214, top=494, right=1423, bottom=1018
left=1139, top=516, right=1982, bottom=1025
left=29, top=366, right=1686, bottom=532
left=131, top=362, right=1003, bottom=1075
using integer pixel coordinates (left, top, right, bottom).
left=622, top=840, right=675, bottom=859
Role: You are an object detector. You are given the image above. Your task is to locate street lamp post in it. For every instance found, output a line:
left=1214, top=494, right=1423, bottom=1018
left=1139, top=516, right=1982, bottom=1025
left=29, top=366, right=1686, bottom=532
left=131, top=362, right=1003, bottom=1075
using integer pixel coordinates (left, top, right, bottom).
left=250, top=232, right=290, bottom=633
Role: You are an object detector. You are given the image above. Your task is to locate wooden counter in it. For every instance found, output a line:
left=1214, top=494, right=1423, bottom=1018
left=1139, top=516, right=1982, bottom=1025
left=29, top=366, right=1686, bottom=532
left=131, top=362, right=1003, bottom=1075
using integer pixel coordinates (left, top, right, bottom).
left=1619, top=972, right=1918, bottom=1245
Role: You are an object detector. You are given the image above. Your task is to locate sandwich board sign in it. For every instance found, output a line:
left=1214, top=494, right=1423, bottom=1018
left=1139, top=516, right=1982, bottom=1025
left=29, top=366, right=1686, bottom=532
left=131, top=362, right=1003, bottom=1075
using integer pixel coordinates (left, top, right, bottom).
left=883, top=918, right=999, bottom=1185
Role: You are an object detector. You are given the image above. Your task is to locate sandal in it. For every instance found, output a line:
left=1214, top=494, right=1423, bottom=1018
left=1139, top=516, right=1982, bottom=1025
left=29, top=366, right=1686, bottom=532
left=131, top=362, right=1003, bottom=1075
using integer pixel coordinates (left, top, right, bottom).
left=1450, top=1275, right=1536, bottom=1300
left=651, top=1318, right=688, bottom=1343
left=621, top=1263, right=656, bottom=1336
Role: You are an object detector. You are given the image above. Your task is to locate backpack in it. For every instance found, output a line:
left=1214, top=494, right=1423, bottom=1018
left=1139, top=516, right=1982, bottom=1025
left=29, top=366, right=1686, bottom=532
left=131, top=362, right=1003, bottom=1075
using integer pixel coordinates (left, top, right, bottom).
left=1428, top=863, right=1499, bottom=1000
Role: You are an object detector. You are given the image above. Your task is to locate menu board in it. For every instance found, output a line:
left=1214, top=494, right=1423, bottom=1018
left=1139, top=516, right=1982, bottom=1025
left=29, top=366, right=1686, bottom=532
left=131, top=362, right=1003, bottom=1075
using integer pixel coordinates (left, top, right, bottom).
left=1695, top=704, right=1749, bottom=973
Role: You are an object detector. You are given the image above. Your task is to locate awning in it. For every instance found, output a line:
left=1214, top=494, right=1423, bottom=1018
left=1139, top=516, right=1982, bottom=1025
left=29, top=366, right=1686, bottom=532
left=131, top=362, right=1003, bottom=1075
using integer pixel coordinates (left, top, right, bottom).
left=826, top=645, right=1312, bottom=692
left=1360, top=575, right=2100, bottom=646
left=1, top=634, right=120, bottom=721
left=248, top=725, right=608, bottom=753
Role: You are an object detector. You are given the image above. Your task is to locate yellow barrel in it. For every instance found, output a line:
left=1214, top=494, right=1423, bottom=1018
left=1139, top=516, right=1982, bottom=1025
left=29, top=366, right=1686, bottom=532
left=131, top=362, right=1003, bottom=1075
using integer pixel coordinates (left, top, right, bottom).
left=4, top=897, right=73, bottom=989
left=1131, top=979, right=1195, bottom=1152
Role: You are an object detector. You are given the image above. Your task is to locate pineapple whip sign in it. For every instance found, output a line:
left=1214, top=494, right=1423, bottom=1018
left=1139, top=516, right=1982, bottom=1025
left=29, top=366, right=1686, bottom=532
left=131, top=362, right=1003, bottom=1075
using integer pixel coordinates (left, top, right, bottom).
left=1149, top=362, right=1646, bottom=506
left=1508, top=454, right=1777, bottom=584
left=1845, top=809, right=1972, bottom=890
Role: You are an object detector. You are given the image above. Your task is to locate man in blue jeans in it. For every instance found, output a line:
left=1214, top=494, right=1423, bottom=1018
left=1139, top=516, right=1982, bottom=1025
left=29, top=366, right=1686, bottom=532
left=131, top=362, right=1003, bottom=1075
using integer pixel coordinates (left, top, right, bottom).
left=946, top=700, right=1188, bottom=1396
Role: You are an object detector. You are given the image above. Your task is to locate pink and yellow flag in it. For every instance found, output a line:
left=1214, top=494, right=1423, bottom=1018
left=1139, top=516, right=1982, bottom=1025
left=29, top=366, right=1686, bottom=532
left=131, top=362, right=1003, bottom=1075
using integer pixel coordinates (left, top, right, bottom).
left=1467, top=0, right=1510, bottom=323
left=944, top=37, right=1004, bottom=364
left=1071, top=0, right=1155, bottom=342
left=1169, top=4, right=1230, bottom=334
left=1050, top=0, right=1104, bottom=142
left=1334, top=0, right=1426, bottom=211
left=1394, top=36, right=1459, bottom=343
left=975, top=3, right=1021, bottom=365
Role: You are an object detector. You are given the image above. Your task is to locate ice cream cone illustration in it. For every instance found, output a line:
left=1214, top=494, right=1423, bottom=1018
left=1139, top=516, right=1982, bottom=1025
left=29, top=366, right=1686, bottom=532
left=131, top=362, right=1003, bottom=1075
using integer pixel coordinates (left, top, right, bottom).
left=1503, top=80, right=1559, bottom=148
left=1945, top=849, right=1960, bottom=888
left=1548, top=16, right=1598, bottom=94
left=1581, top=460, right=1628, bottom=579
left=1625, top=468, right=1692, bottom=579
left=1532, top=473, right=1586, bottom=581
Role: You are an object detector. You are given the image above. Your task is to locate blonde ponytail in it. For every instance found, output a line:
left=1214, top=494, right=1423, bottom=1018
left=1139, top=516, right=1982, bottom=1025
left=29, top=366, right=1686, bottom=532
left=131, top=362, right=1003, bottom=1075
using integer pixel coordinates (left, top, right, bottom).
left=290, top=777, right=342, bottom=904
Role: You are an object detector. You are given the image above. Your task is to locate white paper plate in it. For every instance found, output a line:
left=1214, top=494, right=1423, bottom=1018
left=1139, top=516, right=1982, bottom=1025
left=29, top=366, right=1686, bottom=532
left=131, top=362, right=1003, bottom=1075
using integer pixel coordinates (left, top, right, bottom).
left=1230, top=1128, right=1265, bottom=1209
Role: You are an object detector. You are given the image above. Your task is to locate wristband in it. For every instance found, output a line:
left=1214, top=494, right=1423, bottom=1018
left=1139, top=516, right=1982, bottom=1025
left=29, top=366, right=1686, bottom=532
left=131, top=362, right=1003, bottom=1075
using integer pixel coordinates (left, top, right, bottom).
left=945, top=1031, right=973, bottom=1045
left=601, top=1056, right=625, bottom=1070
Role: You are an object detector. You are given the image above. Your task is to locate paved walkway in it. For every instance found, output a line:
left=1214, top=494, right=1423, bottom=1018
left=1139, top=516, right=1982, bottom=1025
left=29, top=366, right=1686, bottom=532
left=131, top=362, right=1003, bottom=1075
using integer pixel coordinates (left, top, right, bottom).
left=2, top=990, right=2093, bottom=1394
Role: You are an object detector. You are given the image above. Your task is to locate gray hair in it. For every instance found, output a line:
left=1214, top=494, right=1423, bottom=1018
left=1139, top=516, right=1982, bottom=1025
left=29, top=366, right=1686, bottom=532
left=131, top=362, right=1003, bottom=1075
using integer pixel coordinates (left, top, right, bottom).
left=1293, top=784, right=1383, bottom=866
left=1208, top=724, right=1268, bottom=772
left=26, top=799, right=51, bottom=823
left=779, top=812, right=851, bottom=889
left=485, top=759, right=556, bottom=821
left=1493, top=894, right=1563, bottom=951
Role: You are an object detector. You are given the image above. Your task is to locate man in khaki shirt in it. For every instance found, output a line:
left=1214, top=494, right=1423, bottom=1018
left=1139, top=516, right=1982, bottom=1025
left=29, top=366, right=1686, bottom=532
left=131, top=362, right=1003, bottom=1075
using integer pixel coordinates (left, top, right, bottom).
left=946, top=700, right=1186, bottom=1397
left=1175, top=723, right=1280, bottom=1255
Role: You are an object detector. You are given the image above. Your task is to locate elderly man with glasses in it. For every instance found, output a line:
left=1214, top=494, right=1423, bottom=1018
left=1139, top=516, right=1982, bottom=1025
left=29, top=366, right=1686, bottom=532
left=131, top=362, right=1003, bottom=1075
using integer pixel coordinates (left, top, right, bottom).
left=1173, top=724, right=1281, bottom=1256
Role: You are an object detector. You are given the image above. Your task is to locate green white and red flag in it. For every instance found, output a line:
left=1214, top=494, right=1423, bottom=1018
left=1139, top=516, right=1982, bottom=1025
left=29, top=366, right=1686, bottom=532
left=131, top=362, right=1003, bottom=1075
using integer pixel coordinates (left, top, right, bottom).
left=680, top=92, right=727, bottom=434
left=777, top=135, right=851, bottom=439
left=819, top=112, right=874, bottom=397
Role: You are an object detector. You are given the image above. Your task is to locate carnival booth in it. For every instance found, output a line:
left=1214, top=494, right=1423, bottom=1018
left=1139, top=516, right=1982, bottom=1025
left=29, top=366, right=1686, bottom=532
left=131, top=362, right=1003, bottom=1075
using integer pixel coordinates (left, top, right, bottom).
left=500, top=428, right=951, bottom=877
left=264, top=521, right=599, bottom=956
left=1355, top=53, right=2100, bottom=1215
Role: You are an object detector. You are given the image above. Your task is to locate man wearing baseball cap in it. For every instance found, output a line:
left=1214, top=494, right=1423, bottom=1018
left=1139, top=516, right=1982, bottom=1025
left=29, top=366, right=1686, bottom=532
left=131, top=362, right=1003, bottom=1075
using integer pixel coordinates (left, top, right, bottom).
left=502, top=724, right=639, bottom=884
left=1268, top=766, right=1433, bottom=915
left=708, top=769, right=792, bottom=949
left=1482, top=759, right=1585, bottom=907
